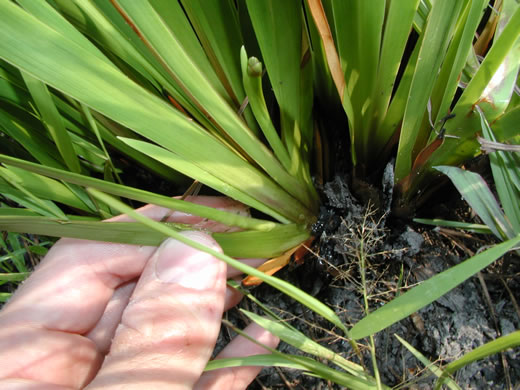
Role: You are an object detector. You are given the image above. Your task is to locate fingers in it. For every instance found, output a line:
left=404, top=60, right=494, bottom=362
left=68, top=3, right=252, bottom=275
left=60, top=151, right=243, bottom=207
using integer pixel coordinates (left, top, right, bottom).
left=0, top=378, right=74, bottom=390
left=0, top=196, right=247, bottom=334
left=86, top=278, right=244, bottom=354
left=0, top=324, right=101, bottom=389
left=194, top=323, right=280, bottom=390
left=85, top=281, right=137, bottom=355
left=86, top=232, right=227, bottom=390
left=0, top=197, right=252, bottom=389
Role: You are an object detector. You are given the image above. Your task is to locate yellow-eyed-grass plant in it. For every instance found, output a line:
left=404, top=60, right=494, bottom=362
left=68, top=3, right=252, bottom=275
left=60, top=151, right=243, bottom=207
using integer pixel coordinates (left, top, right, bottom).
left=1, top=1, right=520, bottom=388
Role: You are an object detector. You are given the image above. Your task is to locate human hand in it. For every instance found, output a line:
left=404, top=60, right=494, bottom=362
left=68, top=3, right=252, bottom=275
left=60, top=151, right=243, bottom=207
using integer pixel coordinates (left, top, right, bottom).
left=0, top=196, right=279, bottom=389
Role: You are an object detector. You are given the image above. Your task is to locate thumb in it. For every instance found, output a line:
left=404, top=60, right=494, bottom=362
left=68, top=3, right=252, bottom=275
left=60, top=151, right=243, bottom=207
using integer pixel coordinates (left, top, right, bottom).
left=87, top=231, right=227, bottom=390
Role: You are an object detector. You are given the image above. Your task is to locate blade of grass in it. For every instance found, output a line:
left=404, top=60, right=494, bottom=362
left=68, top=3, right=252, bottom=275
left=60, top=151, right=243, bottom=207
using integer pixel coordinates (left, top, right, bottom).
left=79, top=102, right=122, bottom=185
left=0, top=167, right=67, bottom=219
left=241, top=310, right=373, bottom=383
left=0, top=214, right=304, bottom=258
left=16, top=0, right=114, bottom=67
left=0, top=106, right=66, bottom=170
left=228, top=279, right=367, bottom=378
left=213, top=225, right=309, bottom=258
left=245, top=0, right=315, bottom=187
left=428, top=0, right=487, bottom=137
left=434, top=165, right=515, bottom=240
left=118, top=138, right=303, bottom=224
left=3, top=232, right=29, bottom=273
left=0, top=293, right=12, bottom=303
left=0, top=153, right=278, bottom=232
left=395, top=334, right=461, bottom=390
left=349, top=235, right=520, bottom=339
left=368, top=0, right=420, bottom=139
left=206, top=352, right=383, bottom=389
left=425, top=5, right=520, bottom=170
left=178, top=0, right=245, bottom=108
left=0, top=272, right=31, bottom=282
left=394, top=0, right=464, bottom=182
left=0, top=165, right=93, bottom=213
left=53, top=0, right=210, bottom=126
left=413, top=218, right=492, bottom=235
left=306, top=0, right=347, bottom=110
left=478, top=0, right=520, bottom=121
left=477, top=106, right=520, bottom=232
left=435, top=330, right=520, bottom=390
left=245, top=0, right=309, bottom=140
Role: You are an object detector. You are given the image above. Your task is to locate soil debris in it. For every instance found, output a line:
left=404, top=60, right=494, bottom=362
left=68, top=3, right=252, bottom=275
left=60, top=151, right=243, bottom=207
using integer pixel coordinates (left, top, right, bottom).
left=218, top=174, right=519, bottom=389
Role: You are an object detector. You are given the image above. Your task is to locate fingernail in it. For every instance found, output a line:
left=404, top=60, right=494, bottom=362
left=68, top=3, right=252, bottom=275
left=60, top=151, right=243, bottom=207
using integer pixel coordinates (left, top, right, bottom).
left=155, top=231, right=222, bottom=289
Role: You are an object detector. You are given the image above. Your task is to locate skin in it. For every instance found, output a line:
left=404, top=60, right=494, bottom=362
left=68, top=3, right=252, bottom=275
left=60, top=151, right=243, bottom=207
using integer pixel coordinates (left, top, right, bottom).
left=0, top=196, right=279, bottom=389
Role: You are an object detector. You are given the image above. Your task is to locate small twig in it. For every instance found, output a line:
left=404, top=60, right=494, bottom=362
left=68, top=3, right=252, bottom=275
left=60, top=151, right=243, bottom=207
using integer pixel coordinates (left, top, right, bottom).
left=437, top=227, right=486, bottom=242
left=237, top=96, right=249, bottom=117
left=501, top=278, right=520, bottom=322
left=253, top=377, right=269, bottom=390
left=478, top=136, right=520, bottom=154
left=275, top=366, right=296, bottom=389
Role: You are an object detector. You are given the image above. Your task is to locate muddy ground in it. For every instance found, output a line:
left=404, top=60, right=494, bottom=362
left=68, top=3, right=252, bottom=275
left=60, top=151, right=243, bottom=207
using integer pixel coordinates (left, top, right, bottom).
left=218, top=175, right=520, bottom=389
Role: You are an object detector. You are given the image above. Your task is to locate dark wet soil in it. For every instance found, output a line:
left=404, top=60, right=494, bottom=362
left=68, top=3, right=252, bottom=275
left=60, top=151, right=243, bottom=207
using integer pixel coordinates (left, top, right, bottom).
left=218, top=174, right=520, bottom=389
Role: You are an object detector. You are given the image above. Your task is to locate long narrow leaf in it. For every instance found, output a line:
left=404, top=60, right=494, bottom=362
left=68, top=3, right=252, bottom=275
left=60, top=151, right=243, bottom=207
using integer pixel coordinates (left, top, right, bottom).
left=435, top=330, right=520, bottom=389
left=395, top=334, right=461, bottom=390
left=241, top=310, right=371, bottom=381
left=21, top=72, right=81, bottom=173
left=477, top=106, right=520, bottom=232
left=394, top=0, right=464, bottom=181
left=350, top=235, right=520, bottom=339
left=435, top=165, right=515, bottom=240
left=0, top=153, right=277, bottom=232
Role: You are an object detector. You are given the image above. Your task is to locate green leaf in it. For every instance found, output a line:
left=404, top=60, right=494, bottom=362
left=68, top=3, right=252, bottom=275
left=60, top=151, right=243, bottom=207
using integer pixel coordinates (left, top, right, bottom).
left=112, top=0, right=315, bottom=211
left=428, top=0, right=487, bottom=136
left=435, top=165, right=515, bottom=240
left=368, top=0, right=420, bottom=140
left=240, top=47, right=291, bottom=171
left=241, top=310, right=372, bottom=381
left=396, top=334, right=461, bottom=390
left=0, top=272, right=30, bottom=282
left=0, top=153, right=278, bottom=232
left=0, top=214, right=305, bottom=259
left=0, top=104, right=66, bottom=169
left=119, top=137, right=306, bottom=224
left=0, top=1, right=315, bottom=223
left=0, top=167, right=67, bottom=219
left=350, top=235, right=520, bottom=339
left=394, top=0, right=464, bottom=181
left=0, top=164, right=93, bottom=213
left=426, top=5, right=520, bottom=170
left=178, top=0, right=245, bottom=107
left=477, top=106, right=520, bottom=232
left=413, top=218, right=492, bottom=235
left=435, top=330, right=520, bottom=390
left=0, top=293, right=12, bottom=303
left=245, top=0, right=307, bottom=135
left=213, top=224, right=309, bottom=258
